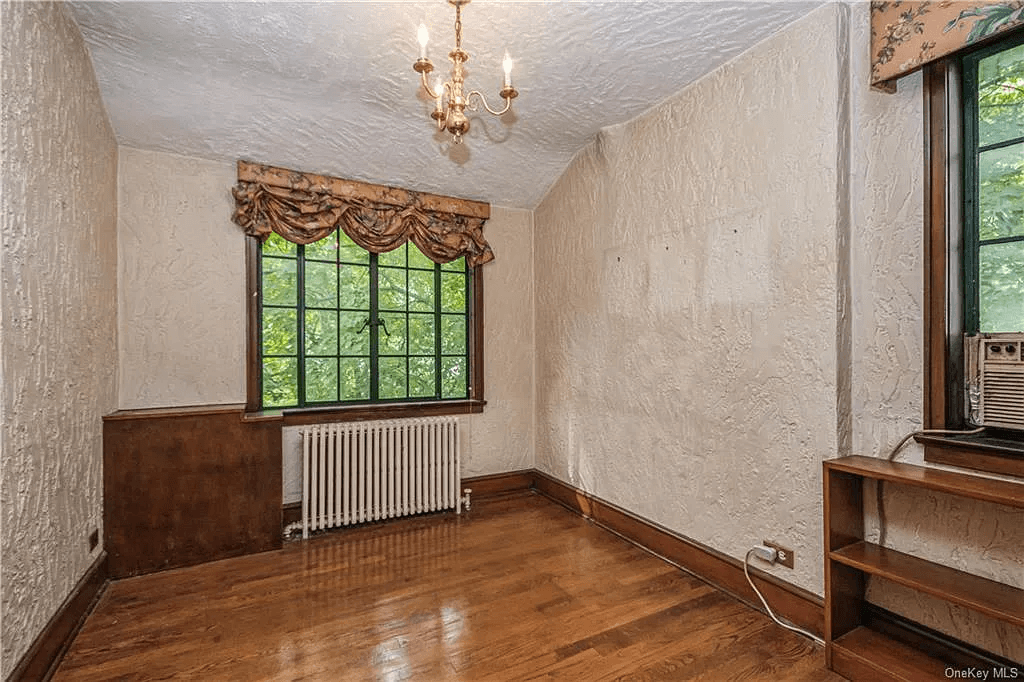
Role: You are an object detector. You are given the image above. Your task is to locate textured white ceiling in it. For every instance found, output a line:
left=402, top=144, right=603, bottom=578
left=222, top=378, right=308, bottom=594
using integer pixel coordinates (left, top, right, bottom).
left=68, top=1, right=821, bottom=209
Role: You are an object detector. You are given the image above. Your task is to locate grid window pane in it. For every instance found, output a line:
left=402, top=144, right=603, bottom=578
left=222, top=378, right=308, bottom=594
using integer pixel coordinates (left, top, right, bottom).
left=306, top=358, right=338, bottom=403
left=263, top=232, right=296, bottom=257
left=442, top=314, right=466, bottom=355
left=379, top=267, right=408, bottom=311
left=339, top=264, right=370, bottom=310
left=262, top=308, right=296, bottom=355
left=339, top=312, right=370, bottom=355
left=409, top=314, right=436, bottom=355
left=979, top=241, right=1024, bottom=332
left=978, top=42, right=1024, bottom=148
left=262, top=257, right=296, bottom=306
left=338, top=231, right=369, bottom=264
left=305, top=310, right=338, bottom=356
left=441, top=357, right=467, bottom=399
left=441, top=272, right=466, bottom=312
left=263, top=357, right=298, bottom=407
left=409, top=357, right=436, bottom=398
left=339, top=357, right=370, bottom=401
left=305, top=232, right=337, bottom=260
left=408, top=244, right=435, bottom=270
left=379, top=357, right=408, bottom=399
left=379, top=313, right=407, bottom=356
left=978, top=142, right=1024, bottom=241
left=378, top=243, right=407, bottom=268
left=408, top=270, right=435, bottom=312
left=304, top=261, right=338, bottom=308
left=441, top=255, right=466, bottom=272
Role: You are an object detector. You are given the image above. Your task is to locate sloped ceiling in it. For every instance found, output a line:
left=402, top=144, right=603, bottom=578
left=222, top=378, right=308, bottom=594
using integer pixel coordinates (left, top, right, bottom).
left=68, top=1, right=822, bottom=209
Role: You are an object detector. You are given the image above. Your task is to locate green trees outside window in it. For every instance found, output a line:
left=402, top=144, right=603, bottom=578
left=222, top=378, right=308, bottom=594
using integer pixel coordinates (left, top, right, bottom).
left=964, top=34, right=1024, bottom=333
left=260, top=231, right=471, bottom=409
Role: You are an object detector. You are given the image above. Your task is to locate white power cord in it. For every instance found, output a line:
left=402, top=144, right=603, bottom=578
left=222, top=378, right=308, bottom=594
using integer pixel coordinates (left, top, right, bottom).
left=743, top=547, right=825, bottom=646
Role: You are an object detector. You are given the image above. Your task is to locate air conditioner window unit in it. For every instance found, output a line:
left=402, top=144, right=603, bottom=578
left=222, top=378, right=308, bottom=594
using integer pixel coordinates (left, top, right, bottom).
left=965, top=332, right=1024, bottom=431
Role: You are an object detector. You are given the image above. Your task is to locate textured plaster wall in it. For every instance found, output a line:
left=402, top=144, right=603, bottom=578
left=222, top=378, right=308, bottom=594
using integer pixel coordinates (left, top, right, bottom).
left=118, top=147, right=245, bottom=409
left=114, top=153, right=532, bottom=496
left=0, top=1, right=118, bottom=676
left=844, top=9, right=1024, bottom=660
left=283, top=206, right=535, bottom=502
left=533, top=1, right=1022, bottom=660
left=534, top=5, right=843, bottom=597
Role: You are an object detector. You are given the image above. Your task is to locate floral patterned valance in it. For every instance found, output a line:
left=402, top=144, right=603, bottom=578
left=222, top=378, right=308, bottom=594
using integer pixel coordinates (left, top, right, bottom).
left=872, top=1, right=1024, bottom=86
left=231, top=161, right=494, bottom=268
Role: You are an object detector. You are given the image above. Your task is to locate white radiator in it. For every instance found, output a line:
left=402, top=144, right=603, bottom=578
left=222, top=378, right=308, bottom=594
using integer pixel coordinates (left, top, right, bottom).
left=296, top=416, right=469, bottom=539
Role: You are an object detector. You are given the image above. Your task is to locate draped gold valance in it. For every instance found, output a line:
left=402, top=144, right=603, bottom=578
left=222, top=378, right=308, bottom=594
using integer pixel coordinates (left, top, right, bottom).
left=231, top=161, right=494, bottom=268
left=871, top=1, right=1024, bottom=87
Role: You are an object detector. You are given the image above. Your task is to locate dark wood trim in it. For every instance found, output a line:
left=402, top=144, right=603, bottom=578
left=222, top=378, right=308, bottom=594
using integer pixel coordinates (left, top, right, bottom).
left=245, top=236, right=261, bottom=413
left=8, top=552, right=108, bottom=682
left=104, top=407, right=282, bottom=578
left=864, top=605, right=1022, bottom=674
left=237, top=160, right=490, bottom=220
left=469, top=264, right=484, bottom=403
left=919, top=434, right=1024, bottom=478
left=274, top=399, right=486, bottom=426
left=104, top=403, right=246, bottom=421
left=530, top=470, right=824, bottom=637
left=923, top=59, right=950, bottom=432
left=463, top=470, right=535, bottom=499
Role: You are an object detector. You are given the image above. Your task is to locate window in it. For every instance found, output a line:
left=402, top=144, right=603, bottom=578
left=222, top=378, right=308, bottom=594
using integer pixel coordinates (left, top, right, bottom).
left=962, top=34, right=1024, bottom=334
left=255, top=230, right=481, bottom=412
left=920, top=30, right=1024, bottom=477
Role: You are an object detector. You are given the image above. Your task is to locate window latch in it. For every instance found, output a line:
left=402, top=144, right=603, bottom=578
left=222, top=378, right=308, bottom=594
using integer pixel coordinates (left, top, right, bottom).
left=357, top=317, right=389, bottom=337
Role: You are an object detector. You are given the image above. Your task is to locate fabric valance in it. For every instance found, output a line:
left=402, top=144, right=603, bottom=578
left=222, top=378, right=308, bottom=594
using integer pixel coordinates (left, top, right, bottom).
left=231, top=161, right=494, bottom=268
left=871, top=1, right=1024, bottom=87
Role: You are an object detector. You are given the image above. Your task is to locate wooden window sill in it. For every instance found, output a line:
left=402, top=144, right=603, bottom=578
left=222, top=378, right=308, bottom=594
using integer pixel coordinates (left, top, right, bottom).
left=916, top=431, right=1024, bottom=478
left=241, top=399, right=486, bottom=425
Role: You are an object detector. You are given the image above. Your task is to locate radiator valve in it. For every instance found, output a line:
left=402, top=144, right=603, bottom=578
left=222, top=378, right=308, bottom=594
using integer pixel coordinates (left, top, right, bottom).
left=461, top=488, right=472, bottom=512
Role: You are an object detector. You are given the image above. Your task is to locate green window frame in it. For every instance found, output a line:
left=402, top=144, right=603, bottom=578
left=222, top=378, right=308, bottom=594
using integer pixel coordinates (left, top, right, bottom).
left=962, top=32, right=1024, bottom=334
left=255, top=230, right=479, bottom=411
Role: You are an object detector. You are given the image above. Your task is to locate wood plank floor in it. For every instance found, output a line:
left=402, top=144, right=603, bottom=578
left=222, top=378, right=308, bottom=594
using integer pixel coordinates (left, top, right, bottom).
left=54, top=492, right=843, bottom=681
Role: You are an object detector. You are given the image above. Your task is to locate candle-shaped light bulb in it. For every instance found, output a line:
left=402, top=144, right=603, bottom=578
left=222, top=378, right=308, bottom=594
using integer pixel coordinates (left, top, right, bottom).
left=417, top=23, right=429, bottom=59
left=502, top=51, right=514, bottom=87
left=431, top=77, right=444, bottom=100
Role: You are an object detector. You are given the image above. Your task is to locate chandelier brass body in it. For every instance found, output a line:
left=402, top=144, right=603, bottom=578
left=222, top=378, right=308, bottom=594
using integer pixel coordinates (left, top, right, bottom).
left=413, top=0, right=518, bottom=144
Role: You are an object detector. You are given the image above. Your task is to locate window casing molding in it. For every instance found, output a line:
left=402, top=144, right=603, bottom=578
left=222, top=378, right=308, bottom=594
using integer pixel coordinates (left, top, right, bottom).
left=920, top=56, right=1024, bottom=478
left=244, top=237, right=486, bottom=423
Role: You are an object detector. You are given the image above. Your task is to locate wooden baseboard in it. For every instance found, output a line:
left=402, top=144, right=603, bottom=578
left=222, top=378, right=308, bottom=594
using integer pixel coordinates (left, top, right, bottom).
left=8, top=552, right=109, bottom=682
left=462, top=470, right=536, bottom=498
left=531, top=470, right=825, bottom=638
left=864, top=605, right=1022, bottom=673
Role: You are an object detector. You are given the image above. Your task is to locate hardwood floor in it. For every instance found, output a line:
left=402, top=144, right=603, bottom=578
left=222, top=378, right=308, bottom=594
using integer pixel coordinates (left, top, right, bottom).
left=53, top=493, right=842, bottom=681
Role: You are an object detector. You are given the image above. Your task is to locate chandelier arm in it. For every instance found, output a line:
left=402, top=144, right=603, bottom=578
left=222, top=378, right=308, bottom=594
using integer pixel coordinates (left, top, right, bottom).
left=420, top=71, right=442, bottom=100
left=466, top=90, right=512, bottom=117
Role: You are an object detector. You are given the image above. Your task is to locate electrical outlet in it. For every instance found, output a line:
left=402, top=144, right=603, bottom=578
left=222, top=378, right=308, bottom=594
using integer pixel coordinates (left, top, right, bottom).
left=89, top=529, right=99, bottom=552
left=763, top=540, right=794, bottom=569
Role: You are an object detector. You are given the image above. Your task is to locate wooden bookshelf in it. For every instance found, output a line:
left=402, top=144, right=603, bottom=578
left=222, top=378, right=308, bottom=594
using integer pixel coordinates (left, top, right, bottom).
left=823, top=456, right=1024, bottom=681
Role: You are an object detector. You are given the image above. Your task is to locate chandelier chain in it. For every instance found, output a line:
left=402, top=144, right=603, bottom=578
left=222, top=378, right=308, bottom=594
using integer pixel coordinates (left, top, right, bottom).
left=454, top=5, right=462, bottom=50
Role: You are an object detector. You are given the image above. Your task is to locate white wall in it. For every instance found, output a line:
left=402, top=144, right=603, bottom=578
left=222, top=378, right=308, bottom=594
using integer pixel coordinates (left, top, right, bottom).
left=845, top=9, right=1024, bottom=659
left=115, top=150, right=535, bottom=500
left=118, top=147, right=245, bottom=409
left=534, top=4, right=842, bottom=599
left=533, top=2, right=1023, bottom=659
left=0, top=1, right=118, bottom=676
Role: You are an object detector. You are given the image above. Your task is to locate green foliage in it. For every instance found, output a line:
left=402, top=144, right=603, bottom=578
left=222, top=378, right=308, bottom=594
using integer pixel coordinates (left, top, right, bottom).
left=975, top=41, right=1024, bottom=333
left=260, top=236, right=469, bottom=407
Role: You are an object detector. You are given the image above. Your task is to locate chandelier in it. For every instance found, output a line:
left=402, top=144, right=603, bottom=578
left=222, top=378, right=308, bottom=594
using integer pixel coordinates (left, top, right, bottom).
left=413, top=0, right=518, bottom=144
